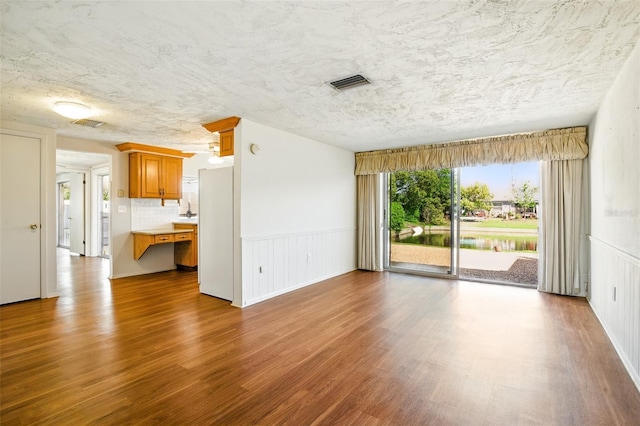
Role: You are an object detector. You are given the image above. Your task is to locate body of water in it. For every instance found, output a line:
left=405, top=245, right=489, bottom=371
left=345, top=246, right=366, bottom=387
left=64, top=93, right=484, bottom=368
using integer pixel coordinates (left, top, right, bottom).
left=396, top=231, right=538, bottom=252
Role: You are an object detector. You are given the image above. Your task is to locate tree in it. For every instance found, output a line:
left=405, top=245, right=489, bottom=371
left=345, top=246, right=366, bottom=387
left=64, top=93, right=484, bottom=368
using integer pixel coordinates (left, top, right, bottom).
left=460, top=183, right=493, bottom=215
left=389, top=202, right=405, bottom=235
left=422, top=197, right=446, bottom=227
left=512, top=181, right=538, bottom=214
left=390, top=169, right=451, bottom=226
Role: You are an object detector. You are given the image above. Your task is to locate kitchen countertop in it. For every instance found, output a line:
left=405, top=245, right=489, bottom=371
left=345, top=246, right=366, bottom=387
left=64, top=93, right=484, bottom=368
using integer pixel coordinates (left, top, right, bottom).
left=131, top=229, right=193, bottom=236
left=173, top=219, right=198, bottom=225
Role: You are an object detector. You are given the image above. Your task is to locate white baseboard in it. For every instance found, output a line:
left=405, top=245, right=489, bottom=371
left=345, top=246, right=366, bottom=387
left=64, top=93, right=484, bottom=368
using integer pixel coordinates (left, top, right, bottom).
left=242, top=270, right=353, bottom=308
left=110, top=268, right=177, bottom=280
left=588, top=299, right=640, bottom=393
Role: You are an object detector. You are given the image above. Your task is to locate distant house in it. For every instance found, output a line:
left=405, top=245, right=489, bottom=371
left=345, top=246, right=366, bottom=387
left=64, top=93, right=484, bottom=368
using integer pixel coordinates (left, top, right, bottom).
left=488, top=200, right=539, bottom=218
left=489, top=200, right=515, bottom=217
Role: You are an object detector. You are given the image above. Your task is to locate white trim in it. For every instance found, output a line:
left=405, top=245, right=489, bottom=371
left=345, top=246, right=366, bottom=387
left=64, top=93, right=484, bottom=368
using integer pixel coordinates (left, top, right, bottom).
left=242, top=271, right=349, bottom=308
left=242, top=227, right=357, bottom=242
left=588, top=235, right=640, bottom=265
left=588, top=237, right=640, bottom=393
left=588, top=298, right=640, bottom=393
left=110, top=268, right=177, bottom=280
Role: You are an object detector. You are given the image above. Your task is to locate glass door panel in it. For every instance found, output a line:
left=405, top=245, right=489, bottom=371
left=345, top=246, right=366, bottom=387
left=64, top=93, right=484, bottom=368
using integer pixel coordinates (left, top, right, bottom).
left=458, top=162, right=539, bottom=286
left=57, top=182, right=70, bottom=248
left=98, top=174, right=110, bottom=258
left=386, top=169, right=457, bottom=276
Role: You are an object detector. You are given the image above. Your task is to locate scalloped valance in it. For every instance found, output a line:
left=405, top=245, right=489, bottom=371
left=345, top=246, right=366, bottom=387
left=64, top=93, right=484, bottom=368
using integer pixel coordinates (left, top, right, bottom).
left=354, top=126, right=588, bottom=175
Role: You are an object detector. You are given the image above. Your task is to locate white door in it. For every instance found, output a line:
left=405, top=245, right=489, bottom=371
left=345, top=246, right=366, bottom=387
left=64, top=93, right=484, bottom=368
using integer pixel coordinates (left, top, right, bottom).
left=199, top=167, right=233, bottom=301
left=68, top=173, right=85, bottom=255
left=0, top=133, right=41, bottom=304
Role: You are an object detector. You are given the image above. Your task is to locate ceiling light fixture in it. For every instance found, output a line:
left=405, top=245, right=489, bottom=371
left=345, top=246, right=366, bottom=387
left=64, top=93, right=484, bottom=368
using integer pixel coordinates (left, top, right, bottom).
left=53, top=101, right=92, bottom=119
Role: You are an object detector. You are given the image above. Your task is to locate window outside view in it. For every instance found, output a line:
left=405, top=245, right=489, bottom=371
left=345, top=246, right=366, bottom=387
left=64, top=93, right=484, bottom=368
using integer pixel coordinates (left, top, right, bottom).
left=389, top=162, right=539, bottom=286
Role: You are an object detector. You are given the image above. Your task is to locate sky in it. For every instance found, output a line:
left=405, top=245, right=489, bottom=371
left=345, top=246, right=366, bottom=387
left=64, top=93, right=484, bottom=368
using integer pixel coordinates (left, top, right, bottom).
left=460, top=161, right=539, bottom=200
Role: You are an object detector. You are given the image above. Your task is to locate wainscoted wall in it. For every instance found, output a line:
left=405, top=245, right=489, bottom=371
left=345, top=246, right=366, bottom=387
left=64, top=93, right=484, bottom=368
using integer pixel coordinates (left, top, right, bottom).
left=589, top=237, right=640, bottom=390
left=241, top=228, right=356, bottom=306
left=588, top=40, right=640, bottom=391
left=236, top=119, right=357, bottom=307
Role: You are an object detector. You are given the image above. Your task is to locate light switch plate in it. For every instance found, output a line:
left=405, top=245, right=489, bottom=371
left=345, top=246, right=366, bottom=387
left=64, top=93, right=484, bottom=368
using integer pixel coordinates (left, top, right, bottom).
left=117, top=189, right=125, bottom=197
left=118, top=205, right=126, bottom=213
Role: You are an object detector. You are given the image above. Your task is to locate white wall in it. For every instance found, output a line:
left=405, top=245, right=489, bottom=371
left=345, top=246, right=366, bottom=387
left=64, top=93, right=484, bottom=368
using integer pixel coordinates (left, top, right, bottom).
left=588, top=40, right=640, bottom=391
left=1, top=121, right=57, bottom=298
left=183, top=153, right=215, bottom=178
left=236, top=119, right=356, bottom=306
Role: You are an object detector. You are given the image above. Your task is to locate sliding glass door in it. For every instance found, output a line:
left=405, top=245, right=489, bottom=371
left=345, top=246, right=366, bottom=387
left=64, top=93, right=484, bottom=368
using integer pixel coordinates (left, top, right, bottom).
left=385, top=169, right=458, bottom=277
left=385, top=162, right=539, bottom=286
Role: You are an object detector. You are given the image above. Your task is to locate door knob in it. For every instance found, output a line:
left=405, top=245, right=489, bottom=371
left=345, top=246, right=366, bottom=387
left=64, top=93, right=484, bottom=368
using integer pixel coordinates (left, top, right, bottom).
left=30, top=224, right=38, bottom=230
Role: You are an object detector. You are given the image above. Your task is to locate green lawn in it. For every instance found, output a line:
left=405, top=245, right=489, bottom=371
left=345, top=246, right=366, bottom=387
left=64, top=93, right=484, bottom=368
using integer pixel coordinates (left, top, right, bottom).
left=475, top=218, right=538, bottom=229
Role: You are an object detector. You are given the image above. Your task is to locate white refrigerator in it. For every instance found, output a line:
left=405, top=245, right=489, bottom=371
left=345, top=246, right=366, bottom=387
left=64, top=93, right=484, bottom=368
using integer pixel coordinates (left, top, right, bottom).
left=198, top=166, right=234, bottom=301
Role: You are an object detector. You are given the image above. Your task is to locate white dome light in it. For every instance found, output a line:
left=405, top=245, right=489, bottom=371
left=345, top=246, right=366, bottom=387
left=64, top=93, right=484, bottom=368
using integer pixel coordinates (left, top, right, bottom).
left=53, top=101, right=92, bottom=119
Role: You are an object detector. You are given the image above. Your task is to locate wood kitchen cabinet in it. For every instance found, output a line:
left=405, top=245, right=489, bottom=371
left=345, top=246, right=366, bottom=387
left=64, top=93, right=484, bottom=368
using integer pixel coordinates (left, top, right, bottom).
left=202, top=116, right=240, bottom=158
left=174, top=223, right=198, bottom=269
left=219, top=130, right=234, bottom=157
left=129, top=152, right=182, bottom=201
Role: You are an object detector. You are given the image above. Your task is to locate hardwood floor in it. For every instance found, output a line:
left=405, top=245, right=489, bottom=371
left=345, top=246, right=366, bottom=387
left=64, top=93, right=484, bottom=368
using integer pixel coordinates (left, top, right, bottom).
left=1, top=254, right=639, bottom=425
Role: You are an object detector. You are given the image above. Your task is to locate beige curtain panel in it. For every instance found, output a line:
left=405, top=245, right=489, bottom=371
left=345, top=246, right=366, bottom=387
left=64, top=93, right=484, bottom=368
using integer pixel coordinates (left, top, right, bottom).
left=357, top=174, right=383, bottom=271
left=538, top=159, right=588, bottom=295
left=355, top=127, right=588, bottom=175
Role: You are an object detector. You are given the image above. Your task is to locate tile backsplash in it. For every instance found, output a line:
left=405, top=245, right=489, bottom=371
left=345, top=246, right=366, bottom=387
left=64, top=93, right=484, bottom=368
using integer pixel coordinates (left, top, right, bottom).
left=131, top=198, right=179, bottom=230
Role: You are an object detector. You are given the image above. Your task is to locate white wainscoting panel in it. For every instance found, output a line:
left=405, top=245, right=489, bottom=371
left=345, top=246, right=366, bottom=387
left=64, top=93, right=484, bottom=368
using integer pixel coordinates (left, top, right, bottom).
left=589, top=236, right=640, bottom=391
left=241, top=228, right=356, bottom=306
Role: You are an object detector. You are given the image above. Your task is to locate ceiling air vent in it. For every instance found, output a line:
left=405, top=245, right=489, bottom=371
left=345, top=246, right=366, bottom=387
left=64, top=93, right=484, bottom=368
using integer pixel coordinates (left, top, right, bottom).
left=328, top=74, right=371, bottom=91
left=71, top=118, right=105, bottom=128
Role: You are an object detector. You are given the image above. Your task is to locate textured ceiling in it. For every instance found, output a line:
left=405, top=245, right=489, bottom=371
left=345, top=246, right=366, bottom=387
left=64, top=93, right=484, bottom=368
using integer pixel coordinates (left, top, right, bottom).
left=1, top=1, right=639, bottom=153
left=56, top=149, right=110, bottom=171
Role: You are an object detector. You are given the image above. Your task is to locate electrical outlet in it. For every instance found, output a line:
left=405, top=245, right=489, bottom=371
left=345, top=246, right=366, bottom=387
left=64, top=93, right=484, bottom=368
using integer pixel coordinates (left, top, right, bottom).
left=117, top=189, right=125, bottom=197
left=118, top=205, right=126, bottom=213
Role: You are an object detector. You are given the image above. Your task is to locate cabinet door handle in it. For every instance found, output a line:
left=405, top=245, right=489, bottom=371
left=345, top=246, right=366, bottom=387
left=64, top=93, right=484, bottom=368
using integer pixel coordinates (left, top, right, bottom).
left=30, top=224, right=38, bottom=230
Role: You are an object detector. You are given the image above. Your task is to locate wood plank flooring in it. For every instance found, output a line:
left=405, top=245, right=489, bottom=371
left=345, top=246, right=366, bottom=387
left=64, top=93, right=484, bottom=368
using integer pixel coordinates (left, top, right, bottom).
left=1, top=251, right=639, bottom=424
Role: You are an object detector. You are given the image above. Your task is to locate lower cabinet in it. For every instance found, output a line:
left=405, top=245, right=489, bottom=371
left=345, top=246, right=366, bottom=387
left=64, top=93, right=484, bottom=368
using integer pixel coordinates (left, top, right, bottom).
left=174, top=223, right=198, bottom=268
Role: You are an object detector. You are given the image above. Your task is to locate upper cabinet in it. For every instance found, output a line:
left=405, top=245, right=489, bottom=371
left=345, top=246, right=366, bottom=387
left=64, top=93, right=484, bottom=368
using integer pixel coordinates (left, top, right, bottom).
left=202, top=116, right=241, bottom=158
left=117, top=143, right=193, bottom=203
left=219, top=130, right=234, bottom=157
left=129, top=152, right=183, bottom=200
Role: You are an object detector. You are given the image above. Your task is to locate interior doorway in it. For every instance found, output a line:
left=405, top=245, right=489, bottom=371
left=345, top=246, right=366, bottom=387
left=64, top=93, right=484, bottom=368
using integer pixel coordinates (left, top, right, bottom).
left=56, top=172, right=85, bottom=255
left=56, top=150, right=111, bottom=277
